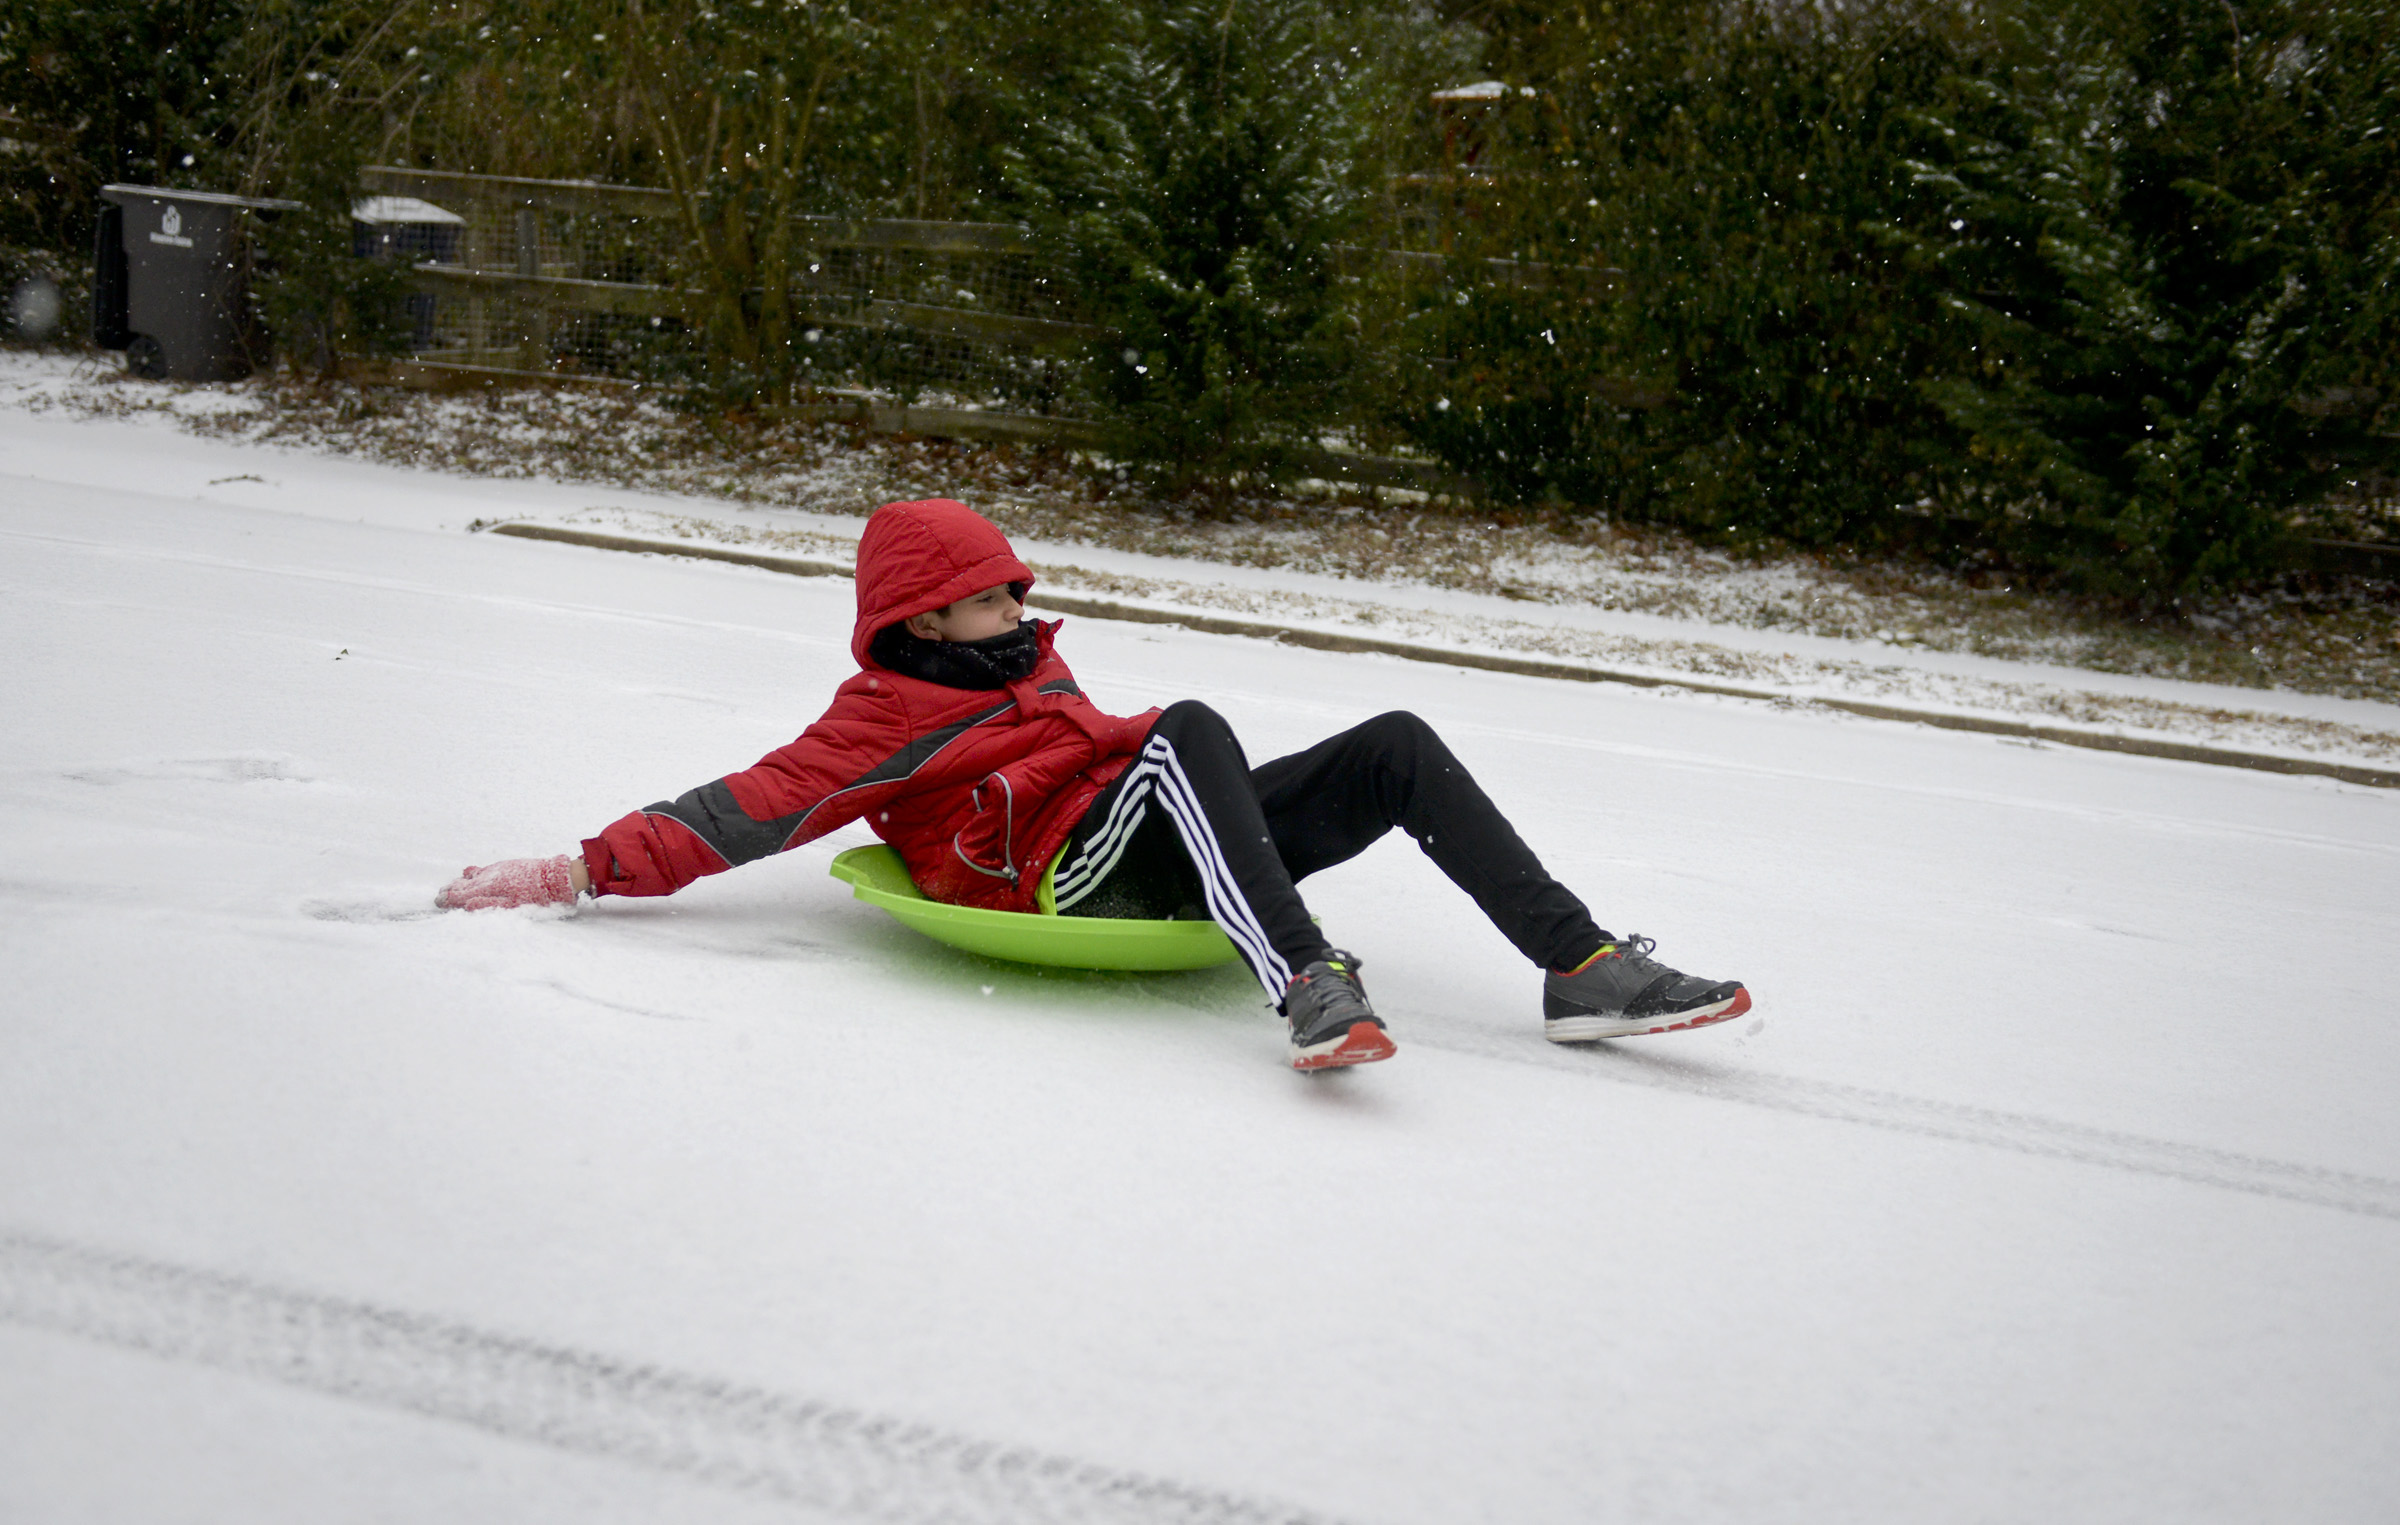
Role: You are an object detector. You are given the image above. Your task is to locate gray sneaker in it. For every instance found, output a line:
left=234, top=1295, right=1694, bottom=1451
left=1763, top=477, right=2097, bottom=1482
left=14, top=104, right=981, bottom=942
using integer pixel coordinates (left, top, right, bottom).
left=1543, top=937, right=1750, bottom=1042
left=1283, top=951, right=1397, bottom=1070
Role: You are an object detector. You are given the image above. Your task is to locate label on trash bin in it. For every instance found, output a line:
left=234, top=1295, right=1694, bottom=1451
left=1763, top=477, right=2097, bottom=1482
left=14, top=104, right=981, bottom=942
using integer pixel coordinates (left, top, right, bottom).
left=148, top=206, right=193, bottom=249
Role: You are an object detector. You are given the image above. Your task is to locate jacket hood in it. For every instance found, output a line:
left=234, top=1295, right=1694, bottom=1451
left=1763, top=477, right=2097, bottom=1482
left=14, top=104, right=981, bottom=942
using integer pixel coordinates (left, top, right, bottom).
left=851, top=499, right=1036, bottom=666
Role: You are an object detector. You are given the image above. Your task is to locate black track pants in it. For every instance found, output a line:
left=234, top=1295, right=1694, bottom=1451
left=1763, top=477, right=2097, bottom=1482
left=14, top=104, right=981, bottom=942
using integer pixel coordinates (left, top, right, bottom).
left=1050, top=702, right=1607, bottom=1000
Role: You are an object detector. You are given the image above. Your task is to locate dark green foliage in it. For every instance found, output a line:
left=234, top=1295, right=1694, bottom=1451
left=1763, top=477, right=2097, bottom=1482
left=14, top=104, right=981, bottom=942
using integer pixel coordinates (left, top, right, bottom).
left=614, top=0, right=877, bottom=399
left=0, top=0, right=251, bottom=252
left=1901, top=0, right=2400, bottom=598
left=1392, top=1, right=1981, bottom=541
left=225, top=0, right=458, bottom=376
left=1405, top=0, right=2399, bottom=598
left=251, top=120, right=415, bottom=376
left=1006, top=0, right=1382, bottom=489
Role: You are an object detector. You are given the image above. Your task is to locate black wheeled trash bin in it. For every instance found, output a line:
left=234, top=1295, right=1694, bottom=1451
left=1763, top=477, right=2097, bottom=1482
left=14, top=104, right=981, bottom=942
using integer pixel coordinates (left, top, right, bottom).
left=94, top=184, right=301, bottom=382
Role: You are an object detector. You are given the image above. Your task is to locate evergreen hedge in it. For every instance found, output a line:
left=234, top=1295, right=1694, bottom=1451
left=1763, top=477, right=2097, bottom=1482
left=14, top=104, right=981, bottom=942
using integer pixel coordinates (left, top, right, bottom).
left=1005, top=0, right=1415, bottom=489
left=1397, top=0, right=2399, bottom=599
left=1906, top=0, right=2400, bottom=596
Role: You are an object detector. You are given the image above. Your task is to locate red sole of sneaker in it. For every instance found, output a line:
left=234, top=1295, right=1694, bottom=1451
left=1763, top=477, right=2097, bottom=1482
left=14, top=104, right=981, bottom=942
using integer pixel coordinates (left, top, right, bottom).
left=1291, top=1021, right=1398, bottom=1071
left=1652, top=987, right=1751, bottom=1033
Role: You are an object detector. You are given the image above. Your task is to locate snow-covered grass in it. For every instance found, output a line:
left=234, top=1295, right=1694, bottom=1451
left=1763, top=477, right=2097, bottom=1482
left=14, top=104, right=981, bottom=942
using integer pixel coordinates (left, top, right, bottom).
left=5, top=367, right=2400, bottom=1522
left=568, top=506, right=2400, bottom=770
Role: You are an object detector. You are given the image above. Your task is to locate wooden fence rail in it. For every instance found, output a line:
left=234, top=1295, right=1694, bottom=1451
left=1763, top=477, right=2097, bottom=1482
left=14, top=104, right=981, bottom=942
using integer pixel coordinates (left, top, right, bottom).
left=354, top=165, right=1473, bottom=493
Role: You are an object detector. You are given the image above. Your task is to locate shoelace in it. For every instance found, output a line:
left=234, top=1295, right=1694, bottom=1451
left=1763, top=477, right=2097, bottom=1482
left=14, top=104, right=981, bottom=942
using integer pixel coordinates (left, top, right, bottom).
left=1613, top=934, right=1660, bottom=968
left=1292, top=956, right=1372, bottom=1026
left=1562, top=934, right=1661, bottom=979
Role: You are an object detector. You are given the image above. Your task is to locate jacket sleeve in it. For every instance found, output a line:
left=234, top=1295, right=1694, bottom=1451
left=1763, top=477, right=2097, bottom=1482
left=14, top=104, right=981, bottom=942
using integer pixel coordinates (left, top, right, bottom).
left=581, top=684, right=912, bottom=898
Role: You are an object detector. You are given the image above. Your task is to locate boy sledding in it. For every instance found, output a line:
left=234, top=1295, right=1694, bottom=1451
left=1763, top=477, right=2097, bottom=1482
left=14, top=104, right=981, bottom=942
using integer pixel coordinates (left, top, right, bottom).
left=439, top=498, right=1750, bottom=1069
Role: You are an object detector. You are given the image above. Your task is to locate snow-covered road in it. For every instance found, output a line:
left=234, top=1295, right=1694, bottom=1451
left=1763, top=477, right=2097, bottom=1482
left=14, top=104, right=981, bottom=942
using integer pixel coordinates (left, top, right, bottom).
left=4, top=443, right=2398, bottom=1522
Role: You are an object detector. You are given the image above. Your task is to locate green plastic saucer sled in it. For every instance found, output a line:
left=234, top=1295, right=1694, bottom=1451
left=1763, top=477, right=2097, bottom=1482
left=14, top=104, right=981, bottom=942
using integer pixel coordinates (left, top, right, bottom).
left=830, top=844, right=1240, bottom=971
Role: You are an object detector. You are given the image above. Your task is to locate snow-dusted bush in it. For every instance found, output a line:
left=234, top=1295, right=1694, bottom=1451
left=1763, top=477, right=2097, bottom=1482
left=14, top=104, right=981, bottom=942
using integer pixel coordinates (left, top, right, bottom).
left=1397, top=0, right=2400, bottom=601
left=1005, top=0, right=1397, bottom=491
left=1902, top=0, right=2400, bottom=598
left=252, top=122, right=416, bottom=377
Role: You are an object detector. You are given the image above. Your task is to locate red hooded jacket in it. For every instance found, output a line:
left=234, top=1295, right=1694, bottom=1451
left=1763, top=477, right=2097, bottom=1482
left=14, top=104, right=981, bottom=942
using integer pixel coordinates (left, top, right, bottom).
left=580, top=499, right=1160, bottom=912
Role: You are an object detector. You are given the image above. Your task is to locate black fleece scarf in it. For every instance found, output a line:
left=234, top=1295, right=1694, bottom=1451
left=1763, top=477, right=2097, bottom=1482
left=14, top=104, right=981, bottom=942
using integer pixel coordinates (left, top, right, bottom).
left=868, top=619, right=1043, bottom=690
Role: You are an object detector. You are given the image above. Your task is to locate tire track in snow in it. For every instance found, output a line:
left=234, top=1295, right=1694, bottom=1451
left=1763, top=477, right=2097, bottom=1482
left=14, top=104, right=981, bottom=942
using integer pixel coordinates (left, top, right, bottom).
left=1433, top=1036, right=2400, bottom=1221
left=0, top=1230, right=1340, bottom=1525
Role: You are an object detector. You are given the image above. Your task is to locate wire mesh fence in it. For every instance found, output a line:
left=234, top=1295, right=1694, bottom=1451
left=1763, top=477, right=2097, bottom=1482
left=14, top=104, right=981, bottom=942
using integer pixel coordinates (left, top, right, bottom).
left=352, top=167, right=1518, bottom=491
left=359, top=167, right=1093, bottom=411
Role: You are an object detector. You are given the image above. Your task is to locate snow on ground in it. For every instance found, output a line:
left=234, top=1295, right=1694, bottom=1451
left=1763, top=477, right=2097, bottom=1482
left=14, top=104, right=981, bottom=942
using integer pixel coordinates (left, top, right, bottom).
left=5, top=401, right=2400, bottom=1523
left=580, top=506, right=2400, bottom=771
left=10, top=353, right=2399, bottom=773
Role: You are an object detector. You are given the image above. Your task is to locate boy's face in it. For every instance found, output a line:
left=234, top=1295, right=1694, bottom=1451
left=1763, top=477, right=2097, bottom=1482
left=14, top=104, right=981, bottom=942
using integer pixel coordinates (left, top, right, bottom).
left=904, top=583, right=1025, bottom=643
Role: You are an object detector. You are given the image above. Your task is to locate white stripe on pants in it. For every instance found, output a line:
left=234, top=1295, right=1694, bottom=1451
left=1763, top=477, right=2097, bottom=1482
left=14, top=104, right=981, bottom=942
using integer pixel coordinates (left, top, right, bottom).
left=1052, top=733, right=1294, bottom=996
